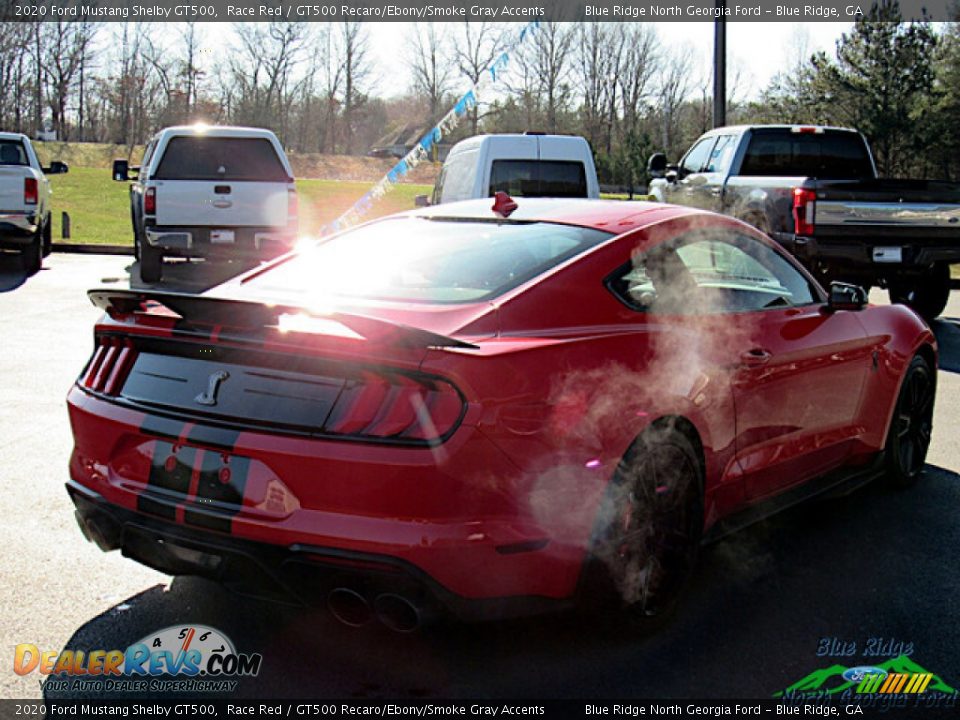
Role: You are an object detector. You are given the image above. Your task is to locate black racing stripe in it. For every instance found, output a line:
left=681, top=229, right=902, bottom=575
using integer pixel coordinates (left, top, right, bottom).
left=138, top=442, right=196, bottom=520
left=185, top=425, right=241, bottom=452
left=139, top=415, right=184, bottom=443
left=184, top=454, right=252, bottom=534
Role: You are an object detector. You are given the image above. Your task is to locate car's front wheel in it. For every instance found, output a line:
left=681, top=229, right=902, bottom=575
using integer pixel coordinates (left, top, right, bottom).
left=884, top=354, right=935, bottom=487
left=592, top=425, right=703, bottom=627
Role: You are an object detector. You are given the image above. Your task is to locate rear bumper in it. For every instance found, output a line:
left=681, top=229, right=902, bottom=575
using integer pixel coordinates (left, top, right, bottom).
left=0, top=212, right=38, bottom=246
left=67, top=481, right=572, bottom=622
left=776, top=232, right=960, bottom=274
left=144, top=224, right=296, bottom=258
left=66, top=387, right=595, bottom=616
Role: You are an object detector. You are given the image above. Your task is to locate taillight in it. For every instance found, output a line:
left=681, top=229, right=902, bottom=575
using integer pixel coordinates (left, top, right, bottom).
left=24, top=177, right=37, bottom=205
left=79, top=337, right=137, bottom=395
left=793, top=187, right=816, bottom=236
left=325, top=371, right=464, bottom=442
left=144, top=187, right=156, bottom=215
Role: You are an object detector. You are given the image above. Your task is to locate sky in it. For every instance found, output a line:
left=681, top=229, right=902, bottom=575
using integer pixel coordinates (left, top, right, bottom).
left=364, top=22, right=854, bottom=101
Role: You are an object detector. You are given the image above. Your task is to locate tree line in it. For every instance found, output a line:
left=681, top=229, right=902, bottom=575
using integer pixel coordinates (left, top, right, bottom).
left=0, top=6, right=957, bottom=186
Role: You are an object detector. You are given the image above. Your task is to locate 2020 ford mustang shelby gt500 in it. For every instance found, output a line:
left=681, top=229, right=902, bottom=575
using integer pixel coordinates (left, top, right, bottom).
left=67, top=198, right=936, bottom=630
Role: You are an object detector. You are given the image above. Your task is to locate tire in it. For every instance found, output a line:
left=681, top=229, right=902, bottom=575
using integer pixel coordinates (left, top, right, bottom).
left=42, top=213, right=52, bottom=257
left=23, top=226, right=43, bottom=276
left=889, top=263, right=950, bottom=321
left=884, top=354, right=935, bottom=488
left=590, top=425, right=703, bottom=627
left=139, top=241, right=162, bottom=283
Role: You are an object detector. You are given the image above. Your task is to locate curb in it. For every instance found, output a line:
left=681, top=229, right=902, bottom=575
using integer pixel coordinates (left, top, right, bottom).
left=52, top=243, right=133, bottom=256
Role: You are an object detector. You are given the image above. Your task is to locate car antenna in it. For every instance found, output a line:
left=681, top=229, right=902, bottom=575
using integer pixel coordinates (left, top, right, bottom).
left=492, top=191, right=518, bottom=218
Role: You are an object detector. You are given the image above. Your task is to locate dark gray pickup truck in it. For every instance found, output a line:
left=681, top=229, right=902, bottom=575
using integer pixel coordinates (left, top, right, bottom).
left=648, top=125, right=960, bottom=319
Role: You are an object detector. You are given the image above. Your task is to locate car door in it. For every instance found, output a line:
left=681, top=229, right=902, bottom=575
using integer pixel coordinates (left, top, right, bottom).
left=660, top=136, right=717, bottom=209
left=657, top=228, right=875, bottom=501
left=700, top=134, right=737, bottom=213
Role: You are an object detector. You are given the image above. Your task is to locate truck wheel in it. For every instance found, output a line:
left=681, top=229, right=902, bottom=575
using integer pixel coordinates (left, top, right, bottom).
left=889, top=263, right=951, bottom=321
left=24, top=227, right=43, bottom=276
left=139, top=242, right=162, bottom=283
left=42, top=214, right=52, bottom=257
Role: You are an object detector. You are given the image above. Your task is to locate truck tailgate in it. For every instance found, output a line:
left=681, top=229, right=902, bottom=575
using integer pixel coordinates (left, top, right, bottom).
left=0, top=167, right=30, bottom=212
left=155, top=181, right=291, bottom=228
left=812, top=179, right=960, bottom=229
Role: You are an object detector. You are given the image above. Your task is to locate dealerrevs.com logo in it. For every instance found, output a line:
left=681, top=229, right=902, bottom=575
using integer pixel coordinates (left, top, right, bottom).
left=14, top=625, right=262, bottom=693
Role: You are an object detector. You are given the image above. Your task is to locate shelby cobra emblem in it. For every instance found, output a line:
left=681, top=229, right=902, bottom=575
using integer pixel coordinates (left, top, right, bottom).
left=195, top=370, right=230, bottom=407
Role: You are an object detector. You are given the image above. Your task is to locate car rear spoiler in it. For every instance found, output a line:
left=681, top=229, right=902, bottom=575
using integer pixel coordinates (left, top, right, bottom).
left=87, top=289, right=478, bottom=350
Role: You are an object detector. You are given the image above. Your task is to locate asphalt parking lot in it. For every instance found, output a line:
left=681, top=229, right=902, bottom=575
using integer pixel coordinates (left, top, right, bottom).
left=1, top=252, right=958, bottom=701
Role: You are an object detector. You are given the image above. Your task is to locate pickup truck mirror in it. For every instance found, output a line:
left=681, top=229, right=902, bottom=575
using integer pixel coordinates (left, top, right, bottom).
left=826, top=282, right=868, bottom=312
left=43, top=161, right=68, bottom=175
left=647, top=153, right=668, bottom=178
left=112, top=159, right=129, bottom=181
left=414, top=194, right=431, bottom=208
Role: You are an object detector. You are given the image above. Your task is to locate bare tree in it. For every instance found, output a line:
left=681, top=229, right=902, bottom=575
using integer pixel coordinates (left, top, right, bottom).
left=339, top=22, right=372, bottom=154
left=656, top=45, right=695, bottom=156
left=452, top=21, right=507, bottom=133
left=515, top=21, right=575, bottom=133
left=407, top=23, right=454, bottom=121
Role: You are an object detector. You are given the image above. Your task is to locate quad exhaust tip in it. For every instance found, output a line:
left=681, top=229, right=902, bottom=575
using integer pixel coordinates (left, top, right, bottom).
left=327, top=588, right=373, bottom=628
left=373, top=593, right=421, bottom=633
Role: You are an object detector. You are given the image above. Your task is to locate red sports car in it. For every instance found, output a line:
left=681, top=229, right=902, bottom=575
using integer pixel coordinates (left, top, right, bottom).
left=67, top=198, right=937, bottom=632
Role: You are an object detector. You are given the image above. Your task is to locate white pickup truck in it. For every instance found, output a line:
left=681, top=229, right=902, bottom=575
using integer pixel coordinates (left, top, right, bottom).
left=419, top=133, right=600, bottom=206
left=0, top=132, right=68, bottom=275
left=113, top=125, right=299, bottom=283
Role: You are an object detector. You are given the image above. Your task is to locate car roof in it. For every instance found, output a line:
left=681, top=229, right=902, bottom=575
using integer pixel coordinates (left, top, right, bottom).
left=409, top=198, right=699, bottom=235
left=702, top=124, right=859, bottom=137
left=0, top=132, right=28, bottom=142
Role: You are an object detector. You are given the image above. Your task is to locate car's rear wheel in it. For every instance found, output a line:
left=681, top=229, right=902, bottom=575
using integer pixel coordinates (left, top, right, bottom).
left=591, top=425, right=703, bottom=627
left=139, top=241, right=162, bottom=283
left=889, top=264, right=950, bottom=321
left=884, top=354, right=935, bottom=488
left=24, top=225, right=43, bottom=276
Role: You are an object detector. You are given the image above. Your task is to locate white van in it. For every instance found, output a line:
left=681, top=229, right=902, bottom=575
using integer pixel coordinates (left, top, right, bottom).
left=424, top=134, right=600, bottom=205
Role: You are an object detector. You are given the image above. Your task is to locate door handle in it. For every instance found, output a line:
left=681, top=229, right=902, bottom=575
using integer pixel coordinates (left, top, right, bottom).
left=211, top=199, right=232, bottom=209
left=710, top=187, right=722, bottom=196
left=740, top=348, right=772, bottom=366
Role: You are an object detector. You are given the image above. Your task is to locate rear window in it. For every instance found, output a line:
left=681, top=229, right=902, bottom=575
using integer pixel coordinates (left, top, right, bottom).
left=0, top=140, right=28, bottom=166
left=154, top=136, right=290, bottom=182
left=246, top=217, right=611, bottom=304
left=489, top=160, right=588, bottom=198
left=739, top=131, right=873, bottom=179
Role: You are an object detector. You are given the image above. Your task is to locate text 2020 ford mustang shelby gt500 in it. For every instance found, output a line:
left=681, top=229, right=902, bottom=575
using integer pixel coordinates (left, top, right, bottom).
left=67, top=198, right=936, bottom=631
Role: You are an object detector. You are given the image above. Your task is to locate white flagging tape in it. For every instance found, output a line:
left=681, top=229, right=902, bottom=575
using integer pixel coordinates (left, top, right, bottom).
left=321, top=20, right=541, bottom=236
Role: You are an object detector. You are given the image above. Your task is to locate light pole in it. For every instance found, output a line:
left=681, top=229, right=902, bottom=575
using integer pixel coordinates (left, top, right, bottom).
left=713, top=4, right=727, bottom=128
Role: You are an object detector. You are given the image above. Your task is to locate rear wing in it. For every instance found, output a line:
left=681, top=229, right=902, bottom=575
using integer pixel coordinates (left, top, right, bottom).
left=88, top=289, right=478, bottom=350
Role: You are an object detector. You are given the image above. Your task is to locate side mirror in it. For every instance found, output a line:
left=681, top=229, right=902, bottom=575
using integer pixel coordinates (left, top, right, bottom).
left=826, top=282, right=867, bottom=312
left=647, top=153, right=668, bottom=178
left=112, top=159, right=129, bottom=181
left=414, top=194, right=431, bottom=208
left=43, top=160, right=68, bottom=175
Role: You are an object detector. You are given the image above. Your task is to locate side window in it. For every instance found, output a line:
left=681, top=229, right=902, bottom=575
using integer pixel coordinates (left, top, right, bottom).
left=680, top=137, right=716, bottom=175
left=438, top=151, right=476, bottom=203
left=704, top=135, right=736, bottom=174
left=141, top=140, right=157, bottom=176
left=608, top=229, right=816, bottom=314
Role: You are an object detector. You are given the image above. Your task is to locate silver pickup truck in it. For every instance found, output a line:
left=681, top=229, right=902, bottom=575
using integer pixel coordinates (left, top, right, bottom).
left=0, top=132, right=68, bottom=275
left=648, top=125, right=960, bottom=319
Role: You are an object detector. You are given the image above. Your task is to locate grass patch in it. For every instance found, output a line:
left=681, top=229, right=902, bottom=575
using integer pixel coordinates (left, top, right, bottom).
left=47, top=168, right=431, bottom=246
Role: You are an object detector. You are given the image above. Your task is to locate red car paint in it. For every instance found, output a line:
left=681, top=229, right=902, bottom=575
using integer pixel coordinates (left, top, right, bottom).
left=66, top=199, right=936, bottom=616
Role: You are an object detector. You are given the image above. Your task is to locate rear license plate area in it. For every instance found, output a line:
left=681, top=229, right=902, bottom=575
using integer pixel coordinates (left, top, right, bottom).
left=872, top=246, right=903, bottom=263
left=210, top=229, right=235, bottom=244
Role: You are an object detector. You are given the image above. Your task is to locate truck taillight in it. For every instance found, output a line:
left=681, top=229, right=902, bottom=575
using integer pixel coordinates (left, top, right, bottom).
left=324, top=371, right=465, bottom=443
left=144, top=187, right=156, bottom=215
left=793, top=187, right=816, bottom=236
left=24, top=178, right=37, bottom=205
